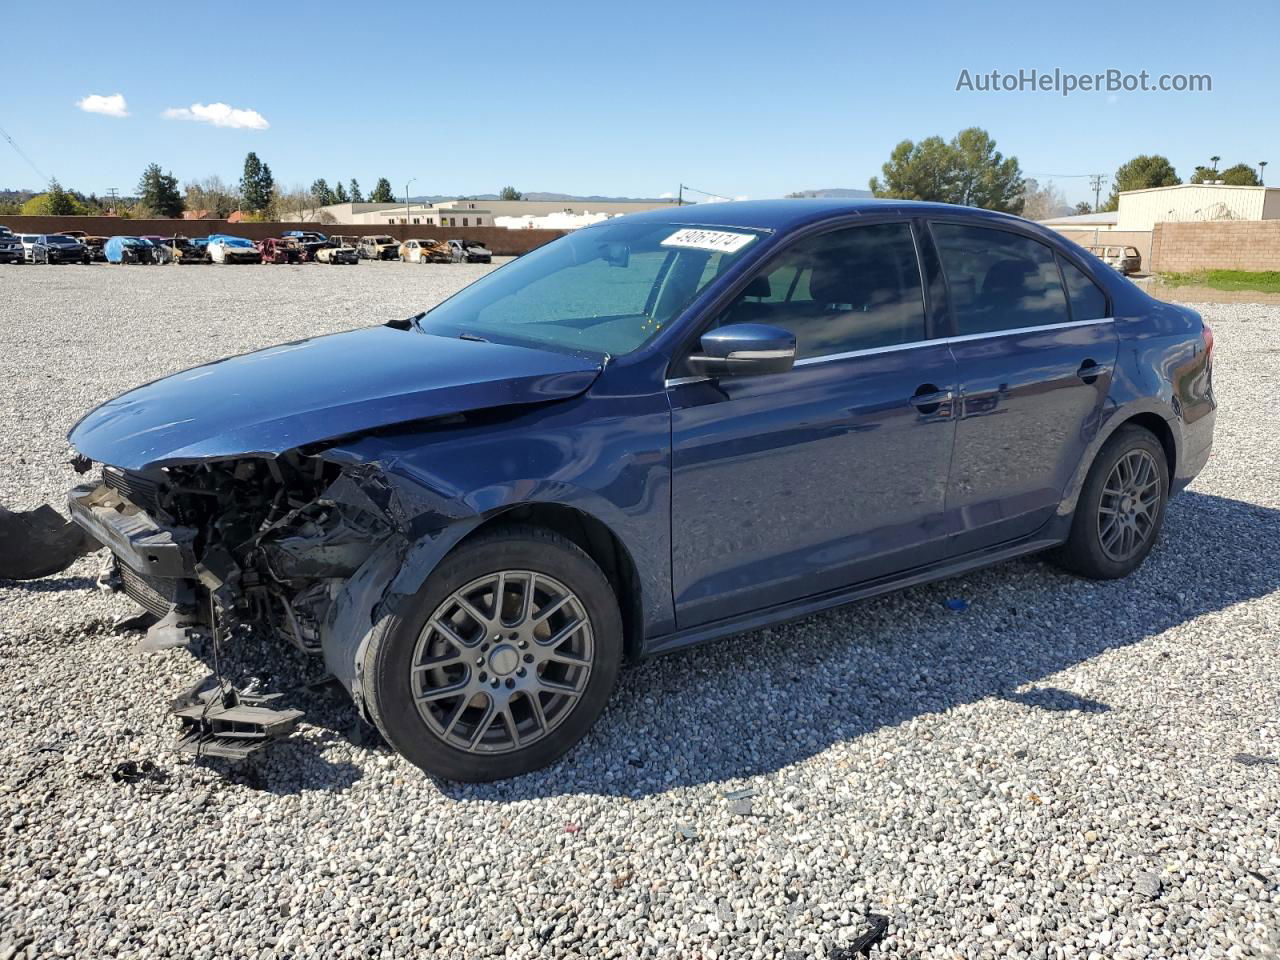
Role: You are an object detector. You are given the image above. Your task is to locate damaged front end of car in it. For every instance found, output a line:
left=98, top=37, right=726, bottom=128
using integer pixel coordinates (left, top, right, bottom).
left=70, top=451, right=441, bottom=759
left=65, top=448, right=453, bottom=757
left=34, top=321, right=606, bottom=761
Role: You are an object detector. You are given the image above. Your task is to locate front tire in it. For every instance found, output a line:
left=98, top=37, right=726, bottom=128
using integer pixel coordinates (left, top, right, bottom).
left=362, top=525, right=623, bottom=781
left=1053, top=425, right=1169, bottom=579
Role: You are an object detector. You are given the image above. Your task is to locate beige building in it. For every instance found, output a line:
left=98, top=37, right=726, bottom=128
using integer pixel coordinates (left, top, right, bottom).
left=1115, top=183, right=1280, bottom=231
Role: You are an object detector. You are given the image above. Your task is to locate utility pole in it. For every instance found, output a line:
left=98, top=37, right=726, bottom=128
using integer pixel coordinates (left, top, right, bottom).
left=106, top=187, right=119, bottom=215
left=1088, top=174, right=1106, bottom=213
left=676, top=184, right=684, bottom=206
left=405, top=179, right=415, bottom=231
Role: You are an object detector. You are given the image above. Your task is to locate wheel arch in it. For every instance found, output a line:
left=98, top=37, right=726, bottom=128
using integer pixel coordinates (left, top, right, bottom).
left=450, top=503, right=645, bottom=661
left=1056, top=402, right=1180, bottom=525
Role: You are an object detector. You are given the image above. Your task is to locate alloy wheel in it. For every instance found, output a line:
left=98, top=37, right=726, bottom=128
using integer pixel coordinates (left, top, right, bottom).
left=410, top=570, right=594, bottom=754
left=1097, top=449, right=1161, bottom=562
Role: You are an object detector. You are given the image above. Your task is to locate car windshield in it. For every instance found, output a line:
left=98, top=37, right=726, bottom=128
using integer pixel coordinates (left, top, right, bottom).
left=418, top=220, right=764, bottom=357
left=49, top=236, right=75, bottom=244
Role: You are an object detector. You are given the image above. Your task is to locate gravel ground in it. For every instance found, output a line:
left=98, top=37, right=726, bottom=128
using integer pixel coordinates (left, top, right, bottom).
left=1, top=263, right=1277, bottom=960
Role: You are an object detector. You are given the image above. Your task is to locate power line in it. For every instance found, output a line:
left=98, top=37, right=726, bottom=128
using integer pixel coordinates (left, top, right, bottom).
left=0, top=121, right=50, bottom=184
left=677, top=183, right=737, bottom=205
left=1024, top=172, right=1102, bottom=179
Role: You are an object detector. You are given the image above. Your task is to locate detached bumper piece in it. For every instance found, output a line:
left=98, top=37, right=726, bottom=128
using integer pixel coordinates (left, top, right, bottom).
left=173, top=681, right=304, bottom=760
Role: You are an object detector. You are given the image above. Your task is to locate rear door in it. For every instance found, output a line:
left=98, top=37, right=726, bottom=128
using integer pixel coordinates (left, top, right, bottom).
left=929, top=222, right=1118, bottom=553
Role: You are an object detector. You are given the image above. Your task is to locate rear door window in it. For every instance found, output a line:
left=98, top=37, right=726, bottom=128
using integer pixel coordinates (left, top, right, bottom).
left=931, top=224, right=1070, bottom=335
left=1058, top=256, right=1109, bottom=321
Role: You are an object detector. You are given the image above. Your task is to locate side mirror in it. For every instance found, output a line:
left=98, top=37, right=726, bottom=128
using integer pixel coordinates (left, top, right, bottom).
left=687, top=323, right=796, bottom=377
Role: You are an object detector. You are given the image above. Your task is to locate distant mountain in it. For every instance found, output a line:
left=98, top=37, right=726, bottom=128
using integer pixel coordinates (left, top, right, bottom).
left=785, top=188, right=874, bottom=199
left=406, top=192, right=675, bottom=204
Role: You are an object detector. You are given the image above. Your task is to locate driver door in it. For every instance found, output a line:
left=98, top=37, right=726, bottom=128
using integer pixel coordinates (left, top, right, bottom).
left=668, top=221, right=959, bottom=628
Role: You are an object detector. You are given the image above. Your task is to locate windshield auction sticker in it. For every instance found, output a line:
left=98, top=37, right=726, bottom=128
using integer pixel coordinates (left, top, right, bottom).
left=660, top=229, right=756, bottom=254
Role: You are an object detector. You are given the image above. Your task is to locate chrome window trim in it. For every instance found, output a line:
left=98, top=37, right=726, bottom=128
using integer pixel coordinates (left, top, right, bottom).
left=945, top=316, right=1114, bottom=345
left=663, top=317, right=1114, bottom=388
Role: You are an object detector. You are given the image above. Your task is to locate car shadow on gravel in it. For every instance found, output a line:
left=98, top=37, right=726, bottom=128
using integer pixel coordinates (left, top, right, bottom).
left=437, top=490, right=1280, bottom=801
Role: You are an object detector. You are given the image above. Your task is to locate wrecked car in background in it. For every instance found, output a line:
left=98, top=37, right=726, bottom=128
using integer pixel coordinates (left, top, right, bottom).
left=448, top=238, right=493, bottom=263
left=83, top=236, right=109, bottom=262
left=258, top=237, right=303, bottom=264
left=400, top=238, right=452, bottom=264
left=45, top=200, right=1214, bottom=782
left=1089, top=244, right=1143, bottom=276
left=282, top=230, right=328, bottom=261
left=104, top=236, right=155, bottom=265
left=0, top=228, right=23, bottom=264
left=316, top=242, right=359, bottom=265
left=161, top=236, right=204, bottom=264
left=357, top=235, right=400, bottom=260
left=207, top=234, right=263, bottom=265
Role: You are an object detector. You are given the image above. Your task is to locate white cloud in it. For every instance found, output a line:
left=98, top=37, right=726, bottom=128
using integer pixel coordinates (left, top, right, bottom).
left=77, top=93, right=129, bottom=118
left=162, top=102, right=269, bottom=130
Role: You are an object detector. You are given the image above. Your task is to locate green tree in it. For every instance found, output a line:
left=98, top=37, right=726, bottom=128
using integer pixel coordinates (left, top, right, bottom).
left=349, top=178, right=364, bottom=203
left=1102, top=155, right=1180, bottom=211
left=499, top=186, right=523, bottom=201
left=1073, top=201, right=1093, bottom=215
left=240, top=152, right=275, bottom=213
left=369, top=177, right=396, bottom=203
left=21, top=179, right=86, bottom=216
left=332, top=180, right=349, bottom=203
left=310, top=178, right=333, bottom=205
left=1190, top=162, right=1260, bottom=186
left=869, top=127, right=1024, bottom=213
left=136, top=163, right=184, bottom=218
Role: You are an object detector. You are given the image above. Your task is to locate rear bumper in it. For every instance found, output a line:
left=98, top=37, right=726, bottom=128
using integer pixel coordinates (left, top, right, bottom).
left=66, top=482, right=196, bottom=579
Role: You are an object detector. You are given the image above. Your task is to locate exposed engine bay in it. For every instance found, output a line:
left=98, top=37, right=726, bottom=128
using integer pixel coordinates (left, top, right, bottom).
left=64, top=450, right=438, bottom=757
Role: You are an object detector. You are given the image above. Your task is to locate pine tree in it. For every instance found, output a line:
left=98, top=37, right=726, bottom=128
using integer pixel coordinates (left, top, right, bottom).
left=137, top=163, right=184, bottom=218
left=349, top=179, right=364, bottom=203
left=240, top=152, right=275, bottom=213
left=370, top=178, right=396, bottom=203
left=332, top=180, right=349, bottom=203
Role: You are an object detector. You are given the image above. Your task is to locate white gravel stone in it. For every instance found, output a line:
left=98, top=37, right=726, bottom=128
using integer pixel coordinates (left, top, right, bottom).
left=1, top=263, right=1278, bottom=959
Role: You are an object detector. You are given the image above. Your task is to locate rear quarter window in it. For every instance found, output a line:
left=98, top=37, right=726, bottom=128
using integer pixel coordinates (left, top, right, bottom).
left=1058, top=256, right=1109, bottom=321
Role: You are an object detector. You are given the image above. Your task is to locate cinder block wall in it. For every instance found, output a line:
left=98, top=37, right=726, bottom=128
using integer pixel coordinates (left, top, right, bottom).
left=1149, top=221, right=1280, bottom=273
left=0, top=217, right=565, bottom=257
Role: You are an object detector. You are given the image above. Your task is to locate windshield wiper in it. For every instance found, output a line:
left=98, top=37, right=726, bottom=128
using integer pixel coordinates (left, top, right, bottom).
left=458, top=331, right=489, bottom=343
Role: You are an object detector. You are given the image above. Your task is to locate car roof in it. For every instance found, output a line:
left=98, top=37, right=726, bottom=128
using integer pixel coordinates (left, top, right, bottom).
left=618, top=198, right=1034, bottom=233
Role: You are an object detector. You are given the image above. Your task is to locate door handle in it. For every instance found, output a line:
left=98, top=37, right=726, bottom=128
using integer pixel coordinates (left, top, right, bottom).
left=910, top=385, right=954, bottom=416
left=1077, top=359, right=1109, bottom=385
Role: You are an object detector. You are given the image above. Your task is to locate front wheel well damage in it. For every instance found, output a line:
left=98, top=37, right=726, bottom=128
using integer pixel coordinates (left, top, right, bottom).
left=454, top=504, right=645, bottom=660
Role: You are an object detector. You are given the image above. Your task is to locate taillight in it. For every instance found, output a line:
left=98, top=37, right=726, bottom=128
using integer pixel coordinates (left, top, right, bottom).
left=1202, top=321, right=1214, bottom=362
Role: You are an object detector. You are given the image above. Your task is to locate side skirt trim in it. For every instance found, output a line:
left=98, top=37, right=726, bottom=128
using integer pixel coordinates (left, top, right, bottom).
left=642, top=535, right=1062, bottom=657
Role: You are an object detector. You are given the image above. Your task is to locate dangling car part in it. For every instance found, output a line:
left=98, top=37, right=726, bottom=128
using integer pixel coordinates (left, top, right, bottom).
left=0, top=503, right=98, bottom=580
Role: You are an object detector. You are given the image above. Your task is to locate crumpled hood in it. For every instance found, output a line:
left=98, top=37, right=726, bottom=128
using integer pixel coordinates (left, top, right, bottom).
left=69, top=325, right=602, bottom=470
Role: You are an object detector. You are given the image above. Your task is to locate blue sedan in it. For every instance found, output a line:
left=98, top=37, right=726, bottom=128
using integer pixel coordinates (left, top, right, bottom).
left=64, top=199, right=1215, bottom=780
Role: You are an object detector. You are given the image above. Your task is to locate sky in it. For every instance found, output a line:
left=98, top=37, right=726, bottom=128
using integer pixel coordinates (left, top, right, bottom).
left=2, top=0, right=1277, bottom=208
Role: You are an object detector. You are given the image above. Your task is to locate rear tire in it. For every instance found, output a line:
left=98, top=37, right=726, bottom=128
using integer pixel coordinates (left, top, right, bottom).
left=1052, top=425, right=1169, bottom=579
left=362, top=525, right=623, bottom=781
